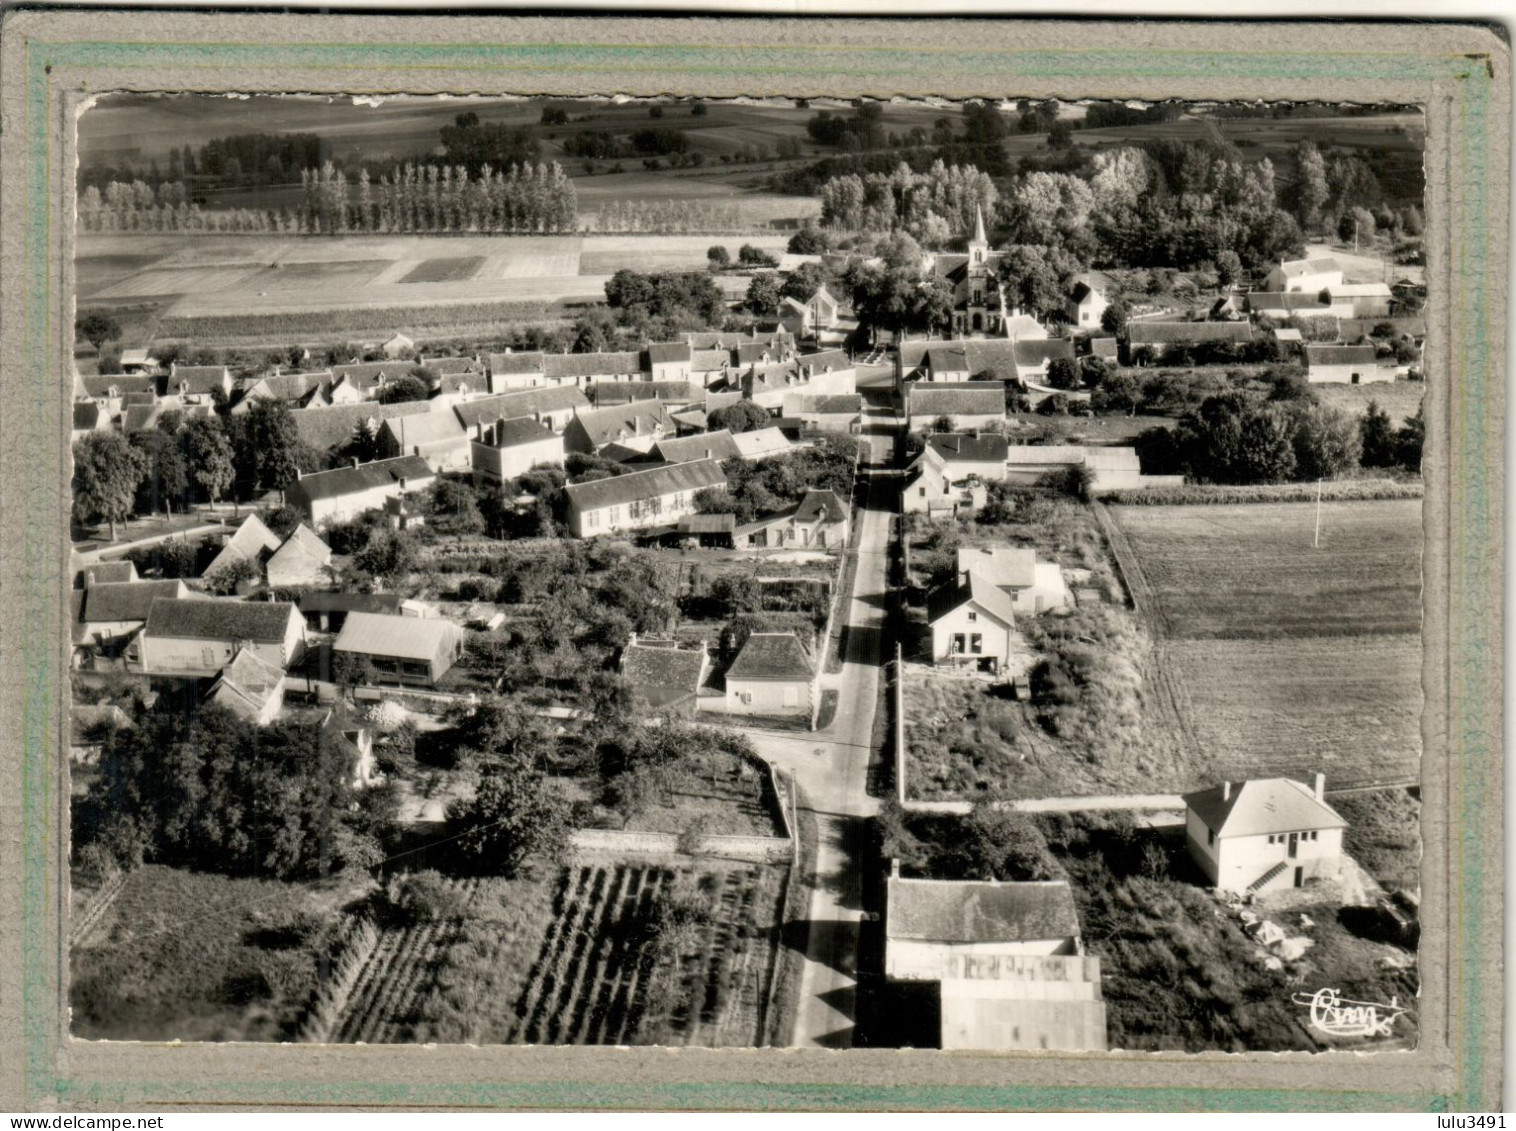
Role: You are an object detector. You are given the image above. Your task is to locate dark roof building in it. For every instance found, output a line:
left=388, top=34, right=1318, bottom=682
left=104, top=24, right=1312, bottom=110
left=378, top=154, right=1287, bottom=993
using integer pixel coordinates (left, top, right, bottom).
left=620, top=638, right=709, bottom=711
left=726, top=632, right=815, bottom=682
left=886, top=876, right=1082, bottom=946
left=81, top=579, right=188, bottom=625
left=453, top=385, right=590, bottom=428
left=540, top=351, right=643, bottom=382
left=925, top=433, right=1010, bottom=464
left=144, top=597, right=301, bottom=644
left=290, top=455, right=432, bottom=504
left=487, top=350, right=547, bottom=376
left=1127, top=321, right=1255, bottom=345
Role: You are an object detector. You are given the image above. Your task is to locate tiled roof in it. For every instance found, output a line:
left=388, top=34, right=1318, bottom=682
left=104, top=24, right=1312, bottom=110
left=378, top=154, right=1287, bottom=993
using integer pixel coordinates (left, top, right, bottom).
left=80, top=374, right=156, bottom=398
left=886, top=877, right=1081, bottom=944
left=646, top=342, right=692, bottom=365
left=726, top=632, right=814, bottom=681
left=1127, top=321, right=1254, bottom=344
left=540, top=351, right=643, bottom=380
left=800, top=348, right=850, bottom=372
left=81, top=579, right=187, bottom=624
left=290, top=455, right=433, bottom=503
left=418, top=355, right=481, bottom=376
left=651, top=429, right=742, bottom=464
left=290, top=400, right=433, bottom=452
left=730, top=428, right=791, bottom=459
left=1246, top=292, right=1330, bottom=313
left=144, top=597, right=298, bottom=644
left=926, top=433, right=1009, bottom=463
left=956, top=546, right=1037, bottom=590
left=1277, top=256, right=1341, bottom=277
left=269, top=524, right=331, bottom=567
left=1089, top=337, right=1119, bottom=359
left=73, top=403, right=102, bottom=430
left=795, top=488, right=848, bottom=525
left=690, top=350, right=732, bottom=372
left=907, top=383, right=1005, bottom=416
left=168, top=364, right=230, bottom=393
left=453, top=385, right=589, bottom=428
left=1182, top=778, right=1346, bottom=838
left=565, top=458, right=726, bottom=513
left=927, top=570, right=1018, bottom=628
left=329, top=360, right=417, bottom=387
left=794, top=394, right=864, bottom=415
left=379, top=412, right=466, bottom=447
left=567, top=402, right=674, bottom=448
left=333, top=610, right=460, bottom=661
left=1304, top=345, right=1379, bottom=366
left=82, top=560, right=136, bottom=585
left=477, top=417, right=559, bottom=449
left=208, top=649, right=286, bottom=719
left=621, top=642, right=706, bottom=693
left=487, top=350, right=547, bottom=375
left=1013, top=339, right=1076, bottom=368
left=298, top=591, right=402, bottom=616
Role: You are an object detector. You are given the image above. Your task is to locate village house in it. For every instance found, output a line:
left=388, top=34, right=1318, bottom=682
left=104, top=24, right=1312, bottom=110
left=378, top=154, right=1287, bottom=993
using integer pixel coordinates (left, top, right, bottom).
left=380, top=332, right=415, bottom=358
left=135, top=597, right=305, bottom=677
left=586, top=381, right=703, bottom=411
left=430, top=372, right=491, bottom=409
left=202, top=514, right=281, bottom=586
left=232, top=371, right=335, bottom=415
left=76, top=578, right=190, bottom=646
left=901, top=433, right=1007, bottom=517
left=322, top=703, right=380, bottom=789
left=1126, top=320, right=1254, bottom=360
left=78, top=560, right=137, bottom=587
left=733, top=488, right=851, bottom=550
left=328, top=360, right=418, bottom=400
left=905, top=383, right=1004, bottom=433
left=289, top=399, right=434, bottom=456
left=884, top=868, right=1106, bottom=1052
left=779, top=282, right=841, bottom=338
left=376, top=411, right=470, bottom=472
left=71, top=402, right=109, bottom=442
left=163, top=363, right=234, bottom=407
left=722, top=631, right=816, bottom=720
left=619, top=633, right=710, bottom=716
left=486, top=350, right=548, bottom=392
left=925, top=570, right=1023, bottom=674
left=206, top=647, right=288, bottom=727
left=77, top=373, right=156, bottom=418
left=644, top=429, right=743, bottom=464
left=1065, top=277, right=1110, bottom=330
left=563, top=457, right=727, bottom=538
left=470, top=417, right=566, bottom=483
left=284, top=454, right=435, bottom=530
left=332, top=610, right=464, bottom=688
left=956, top=546, right=1071, bottom=614
left=781, top=393, right=864, bottom=434
left=1182, top=775, right=1347, bottom=895
left=1264, top=255, right=1345, bottom=294
left=1304, top=344, right=1392, bottom=384
left=264, top=524, right=333, bottom=590
left=298, top=591, right=402, bottom=633
left=542, top=351, right=645, bottom=388
left=561, top=402, right=676, bottom=455
left=646, top=342, right=693, bottom=382
left=453, top=385, right=590, bottom=434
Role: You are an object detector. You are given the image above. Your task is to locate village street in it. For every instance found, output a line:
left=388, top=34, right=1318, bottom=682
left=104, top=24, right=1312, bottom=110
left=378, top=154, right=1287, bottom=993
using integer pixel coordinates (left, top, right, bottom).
left=742, top=421, right=895, bottom=1049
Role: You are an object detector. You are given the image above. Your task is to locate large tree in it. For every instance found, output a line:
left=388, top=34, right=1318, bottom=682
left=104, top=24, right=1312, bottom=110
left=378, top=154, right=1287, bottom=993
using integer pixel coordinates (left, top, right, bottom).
left=1288, top=141, right=1330, bottom=232
left=73, top=430, right=146, bottom=540
left=76, top=311, right=122, bottom=352
left=996, top=243, right=1083, bottom=319
left=446, top=763, right=572, bottom=878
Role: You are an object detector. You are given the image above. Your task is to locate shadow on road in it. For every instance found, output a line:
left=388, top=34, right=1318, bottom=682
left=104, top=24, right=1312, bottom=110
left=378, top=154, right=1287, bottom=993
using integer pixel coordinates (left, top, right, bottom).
left=841, top=624, right=882, bottom=666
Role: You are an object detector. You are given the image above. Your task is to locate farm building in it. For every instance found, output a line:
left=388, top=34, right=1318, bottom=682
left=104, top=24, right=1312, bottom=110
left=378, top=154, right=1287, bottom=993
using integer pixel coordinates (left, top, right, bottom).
left=454, top=385, right=590, bottom=433
left=381, top=332, right=415, bottom=358
left=1126, top=321, right=1253, bottom=359
left=469, top=417, right=566, bottom=483
left=620, top=634, right=710, bottom=715
left=289, top=399, right=433, bottom=454
left=265, top=524, right=333, bottom=590
left=202, top=514, right=281, bottom=585
left=298, top=591, right=402, bottom=633
left=78, top=374, right=156, bottom=416
left=431, top=372, right=491, bottom=408
left=1181, top=775, right=1347, bottom=895
left=885, top=870, right=1086, bottom=977
left=1327, top=282, right=1395, bottom=319
left=562, top=402, right=677, bottom=454
left=321, top=703, right=380, bottom=789
left=1264, top=256, right=1344, bottom=294
left=925, top=570, right=1023, bottom=674
left=723, top=632, right=816, bottom=720
left=487, top=350, right=547, bottom=391
left=118, top=348, right=159, bottom=375
left=1065, top=278, right=1109, bottom=330
left=76, top=578, right=189, bottom=645
left=733, top=488, right=850, bottom=550
left=71, top=402, right=109, bottom=441
left=135, top=598, right=305, bottom=677
left=1339, top=317, right=1426, bottom=344
left=1088, top=337, right=1119, bottom=361
left=377, top=411, right=470, bottom=472
left=206, top=648, right=287, bottom=727
left=1010, top=339, right=1077, bottom=383
left=921, top=432, right=1009, bottom=481
left=285, top=455, right=435, bottom=529
left=1001, top=444, right=1180, bottom=492
left=332, top=611, right=464, bottom=688
left=956, top=547, right=1071, bottom=614
left=905, top=383, right=1004, bottom=433
left=1304, top=344, right=1392, bottom=385
left=586, top=381, right=703, bottom=410
left=563, top=458, right=726, bottom=538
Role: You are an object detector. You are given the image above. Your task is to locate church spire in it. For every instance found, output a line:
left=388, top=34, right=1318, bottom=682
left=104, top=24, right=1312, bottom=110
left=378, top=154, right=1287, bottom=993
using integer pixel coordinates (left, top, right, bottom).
left=972, top=203, right=987, bottom=247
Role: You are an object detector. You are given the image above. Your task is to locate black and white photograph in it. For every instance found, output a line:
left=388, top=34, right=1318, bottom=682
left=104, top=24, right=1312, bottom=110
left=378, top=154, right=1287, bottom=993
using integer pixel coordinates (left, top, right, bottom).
left=66, top=91, right=1425, bottom=1055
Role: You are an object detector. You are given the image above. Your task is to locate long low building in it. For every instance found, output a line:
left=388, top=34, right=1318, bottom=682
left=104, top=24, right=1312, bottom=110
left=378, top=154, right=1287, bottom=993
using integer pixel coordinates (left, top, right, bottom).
left=332, top=611, right=464, bottom=688
left=135, top=597, right=305, bottom=677
left=564, top=458, right=727, bottom=538
left=284, top=455, right=435, bottom=529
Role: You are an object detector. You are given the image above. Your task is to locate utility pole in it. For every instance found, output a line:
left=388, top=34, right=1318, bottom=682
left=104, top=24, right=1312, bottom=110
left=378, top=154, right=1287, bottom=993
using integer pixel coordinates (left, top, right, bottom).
left=1314, top=477, right=1323, bottom=549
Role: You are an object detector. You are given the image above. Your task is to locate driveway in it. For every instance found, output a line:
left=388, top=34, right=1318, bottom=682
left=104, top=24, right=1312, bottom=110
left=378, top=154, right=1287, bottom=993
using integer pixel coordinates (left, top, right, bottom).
left=744, top=430, right=895, bottom=1048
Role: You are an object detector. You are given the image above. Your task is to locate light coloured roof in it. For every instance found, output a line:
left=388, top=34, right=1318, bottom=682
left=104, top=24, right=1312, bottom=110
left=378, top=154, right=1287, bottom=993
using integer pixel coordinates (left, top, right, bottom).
left=453, top=385, right=589, bottom=428
left=208, top=649, right=286, bottom=720
left=1304, top=344, right=1380, bottom=366
left=333, top=611, right=461, bottom=661
left=652, top=429, right=742, bottom=463
left=956, top=547, right=1037, bottom=590
left=1182, top=777, right=1347, bottom=838
left=1126, top=321, right=1253, bottom=344
left=1277, top=256, right=1342, bottom=276
left=730, top=427, right=791, bottom=459
left=268, top=524, right=331, bottom=569
left=565, top=457, right=726, bottom=513
left=926, top=569, right=1019, bottom=628
left=886, top=877, right=1081, bottom=944
left=380, top=412, right=466, bottom=447
left=568, top=402, right=675, bottom=448
left=1328, top=283, right=1394, bottom=298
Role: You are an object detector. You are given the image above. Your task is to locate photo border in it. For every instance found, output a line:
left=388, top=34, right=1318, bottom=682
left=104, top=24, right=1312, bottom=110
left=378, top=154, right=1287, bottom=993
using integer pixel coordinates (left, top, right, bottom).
left=0, top=12, right=1505, bottom=1112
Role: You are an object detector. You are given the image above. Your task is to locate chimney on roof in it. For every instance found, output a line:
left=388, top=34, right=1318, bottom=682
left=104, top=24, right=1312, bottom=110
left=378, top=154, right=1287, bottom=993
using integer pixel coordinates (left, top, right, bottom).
left=1221, top=781, right=1232, bottom=801
left=1313, top=772, right=1325, bottom=801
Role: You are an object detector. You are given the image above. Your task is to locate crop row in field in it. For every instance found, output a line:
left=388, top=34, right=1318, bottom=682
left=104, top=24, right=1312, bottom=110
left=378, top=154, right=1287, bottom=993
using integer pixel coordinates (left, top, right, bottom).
left=154, top=299, right=564, bottom=343
left=400, top=256, right=488, bottom=284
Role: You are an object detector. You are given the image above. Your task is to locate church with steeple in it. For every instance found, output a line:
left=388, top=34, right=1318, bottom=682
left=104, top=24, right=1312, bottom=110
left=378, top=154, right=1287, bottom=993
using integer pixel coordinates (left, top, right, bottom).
left=921, top=205, right=1008, bottom=338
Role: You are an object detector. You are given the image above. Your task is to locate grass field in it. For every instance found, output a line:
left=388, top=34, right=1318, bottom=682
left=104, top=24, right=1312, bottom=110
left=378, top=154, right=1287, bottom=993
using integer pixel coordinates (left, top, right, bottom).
left=1106, top=498, right=1422, bottom=791
left=1316, top=379, right=1426, bottom=425
left=70, top=864, right=368, bottom=1042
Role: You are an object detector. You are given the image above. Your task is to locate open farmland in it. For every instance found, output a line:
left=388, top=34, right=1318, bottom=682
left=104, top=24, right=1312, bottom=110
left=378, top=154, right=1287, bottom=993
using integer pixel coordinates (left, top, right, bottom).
left=1106, top=498, right=1422, bottom=790
left=334, top=859, right=787, bottom=1047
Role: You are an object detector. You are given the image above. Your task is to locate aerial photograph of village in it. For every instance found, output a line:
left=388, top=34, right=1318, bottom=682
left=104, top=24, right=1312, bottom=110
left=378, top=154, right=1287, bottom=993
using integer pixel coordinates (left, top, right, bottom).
left=66, top=93, right=1424, bottom=1053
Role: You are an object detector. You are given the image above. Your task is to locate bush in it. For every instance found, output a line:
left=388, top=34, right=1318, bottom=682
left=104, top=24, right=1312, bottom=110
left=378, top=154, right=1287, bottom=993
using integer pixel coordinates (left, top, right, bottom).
left=384, top=871, right=467, bottom=927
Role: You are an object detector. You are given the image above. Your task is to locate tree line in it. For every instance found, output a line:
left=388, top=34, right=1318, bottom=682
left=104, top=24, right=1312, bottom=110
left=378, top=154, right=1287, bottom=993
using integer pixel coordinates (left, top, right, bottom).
left=819, top=160, right=998, bottom=244
left=593, top=199, right=744, bottom=234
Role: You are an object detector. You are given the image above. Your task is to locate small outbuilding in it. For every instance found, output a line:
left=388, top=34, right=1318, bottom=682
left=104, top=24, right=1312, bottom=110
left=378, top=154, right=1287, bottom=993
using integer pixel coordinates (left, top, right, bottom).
left=332, top=610, right=464, bottom=688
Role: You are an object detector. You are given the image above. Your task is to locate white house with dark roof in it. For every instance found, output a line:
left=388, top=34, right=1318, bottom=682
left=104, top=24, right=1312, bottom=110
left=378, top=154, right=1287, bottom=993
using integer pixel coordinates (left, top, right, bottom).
left=135, top=597, right=305, bottom=676
left=1245, top=291, right=1349, bottom=320
left=926, top=570, right=1025, bottom=674
left=646, top=342, right=693, bottom=382
left=782, top=393, right=863, bottom=434
left=284, top=455, right=435, bottom=529
left=377, top=411, right=470, bottom=472
left=723, top=631, right=816, bottom=719
left=332, top=610, right=464, bottom=687
left=956, top=547, right=1070, bottom=615
left=733, top=488, right=850, bottom=550
left=487, top=350, right=548, bottom=391
left=453, top=385, right=589, bottom=433
left=561, top=402, right=676, bottom=454
left=905, top=383, right=1004, bottom=433
left=541, top=351, right=644, bottom=387
left=72, top=402, right=109, bottom=442
left=207, top=648, right=288, bottom=726
left=1264, top=255, right=1344, bottom=294
left=1182, top=775, right=1347, bottom=894
left=1065, top=277, right=1109, bottom=330
left=780, top=283, right=840, bottom=336
left=1304, top=344, right=1392, bottom=384
left=470, top=417, right=566, bottom=483
left=647, top=429, right=743, bottom=465
left=77, top=579, right=189, bottom=645
left=563, top=458, right=726, bottom=538
left=164, top=363, right=233, bottom=406
left=919, top=432, right=1008, bottom=481
left=1126, top=321, right=1254, bottom=360
left=203, top=514, right=281, bottom=585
